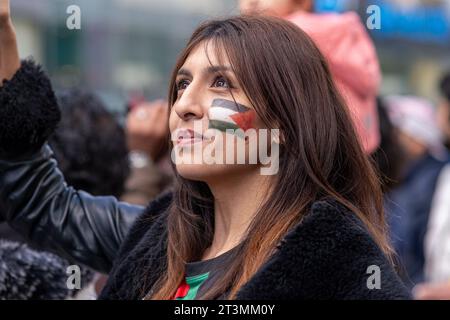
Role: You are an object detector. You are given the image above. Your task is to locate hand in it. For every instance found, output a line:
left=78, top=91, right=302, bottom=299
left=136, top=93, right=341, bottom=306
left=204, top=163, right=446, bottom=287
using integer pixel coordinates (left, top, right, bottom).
left=0, top=0, right=11, bottom=25
left=126, top=100, right=169, bottom=161
left=414, top=282, right=450, bottom=300
left=0, top=0, right=20, bottom=84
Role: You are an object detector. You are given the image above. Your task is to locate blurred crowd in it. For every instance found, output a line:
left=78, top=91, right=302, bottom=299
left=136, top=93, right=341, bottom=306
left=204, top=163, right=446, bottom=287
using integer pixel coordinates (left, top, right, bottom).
left=1, top=0, right=450, bottom=300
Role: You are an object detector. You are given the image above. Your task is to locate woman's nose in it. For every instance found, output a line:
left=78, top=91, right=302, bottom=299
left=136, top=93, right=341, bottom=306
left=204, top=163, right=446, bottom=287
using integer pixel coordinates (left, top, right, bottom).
left=173, top=89, right=204, bottom=121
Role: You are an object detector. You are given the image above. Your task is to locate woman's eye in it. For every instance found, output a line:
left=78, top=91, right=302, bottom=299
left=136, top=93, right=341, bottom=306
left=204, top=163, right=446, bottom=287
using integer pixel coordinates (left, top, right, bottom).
left=176, top=79, right=190, bottom=91
left=213, top=76, right=230, bottom=88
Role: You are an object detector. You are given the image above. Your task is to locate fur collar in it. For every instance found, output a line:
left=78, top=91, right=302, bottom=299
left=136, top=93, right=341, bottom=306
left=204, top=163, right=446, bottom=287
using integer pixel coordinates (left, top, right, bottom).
left=99, top=193, right=411, bottom=300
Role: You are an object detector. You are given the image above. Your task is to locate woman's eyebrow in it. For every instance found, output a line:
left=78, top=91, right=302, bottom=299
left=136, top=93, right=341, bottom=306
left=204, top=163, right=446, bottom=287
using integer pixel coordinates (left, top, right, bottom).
left=177, top=65, right=232, bottom=77
left=205, top=65, right=232, bottom=75
left=177, top=68, right=192, bottom=77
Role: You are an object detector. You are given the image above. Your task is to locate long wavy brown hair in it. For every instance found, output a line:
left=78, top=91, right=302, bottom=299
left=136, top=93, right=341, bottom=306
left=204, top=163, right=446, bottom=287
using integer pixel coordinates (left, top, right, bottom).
left=147, top=15, right=392, bottom=300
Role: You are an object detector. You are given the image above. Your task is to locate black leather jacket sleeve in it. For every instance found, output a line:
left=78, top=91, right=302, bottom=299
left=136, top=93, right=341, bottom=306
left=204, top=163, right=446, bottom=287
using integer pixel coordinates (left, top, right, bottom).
left=0, top=144, right=144, bottom=274
left=0, top=60, right=144, bottom=274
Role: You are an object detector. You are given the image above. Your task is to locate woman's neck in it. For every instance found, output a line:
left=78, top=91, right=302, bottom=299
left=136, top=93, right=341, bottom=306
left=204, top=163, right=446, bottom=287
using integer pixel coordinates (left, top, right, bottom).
left=202, top=168, right=271, bottom=260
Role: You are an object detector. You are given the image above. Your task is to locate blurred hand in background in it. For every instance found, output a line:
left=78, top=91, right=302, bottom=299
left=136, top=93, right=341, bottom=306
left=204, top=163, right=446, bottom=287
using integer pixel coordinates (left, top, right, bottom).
left=414, top=282, right=450, bottom=300
left=126, top=99, right=169, bottom=162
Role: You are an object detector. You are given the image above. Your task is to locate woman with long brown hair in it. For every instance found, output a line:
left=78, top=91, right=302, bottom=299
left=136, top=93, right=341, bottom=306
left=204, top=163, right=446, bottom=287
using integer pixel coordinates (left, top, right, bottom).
left=0, top=0, right=409, bottom=299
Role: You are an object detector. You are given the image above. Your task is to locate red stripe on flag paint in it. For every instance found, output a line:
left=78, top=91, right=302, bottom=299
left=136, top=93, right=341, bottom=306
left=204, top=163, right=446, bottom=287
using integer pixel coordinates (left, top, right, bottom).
left=230, top=110, right=255, bottom=131
left=173, top=278, right=190, bottom=299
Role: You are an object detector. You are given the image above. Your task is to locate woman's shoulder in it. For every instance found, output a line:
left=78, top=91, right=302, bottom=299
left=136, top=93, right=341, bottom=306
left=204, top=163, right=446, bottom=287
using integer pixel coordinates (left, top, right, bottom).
left=100, top=191, right=174, bottom=299
left=142, top=190, right=173, bottom=219
left=286, top=199, right=410, bottom=298
left=118, top=190, right=173, bottom=251
left=237, top=198, right=411, bottom=299
left=280, top=198, right=375, bottom=248
left=300, top=198, right=370, bottom=237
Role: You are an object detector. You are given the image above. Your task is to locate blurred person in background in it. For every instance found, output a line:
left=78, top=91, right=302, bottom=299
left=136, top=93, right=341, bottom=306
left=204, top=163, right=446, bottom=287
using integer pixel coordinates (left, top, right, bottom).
left=371, top=97, right=405, bottom=194
left=382, top=95, right=449, bottom=289
left=370, top=97, right=409, bottom=283
left=240, top=0, right=381, bottom=154
left=51, top=89, right=130, bottom=200
left=414, top=73, right=450, bottom=300
left=416, top=156, right=450, bottom=299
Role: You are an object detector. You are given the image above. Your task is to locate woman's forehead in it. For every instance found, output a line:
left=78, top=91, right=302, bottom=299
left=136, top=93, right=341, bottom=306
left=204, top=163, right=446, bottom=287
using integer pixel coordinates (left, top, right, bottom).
left=180, top=41, right=229, bottom=71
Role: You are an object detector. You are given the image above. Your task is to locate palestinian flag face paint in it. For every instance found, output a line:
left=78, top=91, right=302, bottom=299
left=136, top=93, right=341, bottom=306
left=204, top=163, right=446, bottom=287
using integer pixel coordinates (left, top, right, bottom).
left=208, top=98, right=255, bottom=135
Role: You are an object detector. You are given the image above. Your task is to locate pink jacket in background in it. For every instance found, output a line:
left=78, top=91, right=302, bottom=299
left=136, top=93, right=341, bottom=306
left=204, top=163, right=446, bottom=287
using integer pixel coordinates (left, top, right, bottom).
left=286, top=11, right=381, bottom=153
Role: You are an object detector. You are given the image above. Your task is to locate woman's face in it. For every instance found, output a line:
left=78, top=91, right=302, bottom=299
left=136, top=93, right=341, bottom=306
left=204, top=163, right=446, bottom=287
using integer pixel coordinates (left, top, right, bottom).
left=169, top=43, right=270, bottom=182
left=239, top=0, right=310, bottom=17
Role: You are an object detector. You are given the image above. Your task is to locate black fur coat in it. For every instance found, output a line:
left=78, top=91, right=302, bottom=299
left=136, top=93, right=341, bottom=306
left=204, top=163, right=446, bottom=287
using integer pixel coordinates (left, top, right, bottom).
left=100, top=193, right=411, bottom=300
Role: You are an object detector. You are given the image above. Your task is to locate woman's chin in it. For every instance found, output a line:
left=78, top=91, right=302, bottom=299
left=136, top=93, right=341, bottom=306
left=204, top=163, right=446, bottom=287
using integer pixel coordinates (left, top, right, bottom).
left=175, top=163, right=260, bottom=183
left=175, top=163, right=227, bottom=181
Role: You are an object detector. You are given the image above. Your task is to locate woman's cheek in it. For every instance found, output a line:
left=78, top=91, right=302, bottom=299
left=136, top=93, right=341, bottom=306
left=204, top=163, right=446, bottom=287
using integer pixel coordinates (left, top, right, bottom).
left=168, top=111, right=179, bottom=133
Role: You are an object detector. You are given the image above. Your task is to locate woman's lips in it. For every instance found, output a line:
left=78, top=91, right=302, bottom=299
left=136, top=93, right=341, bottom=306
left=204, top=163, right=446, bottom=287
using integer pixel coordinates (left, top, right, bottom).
left=176, top=129, right=205, bottom=146
left=177, top=137, right=203, bottom=146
